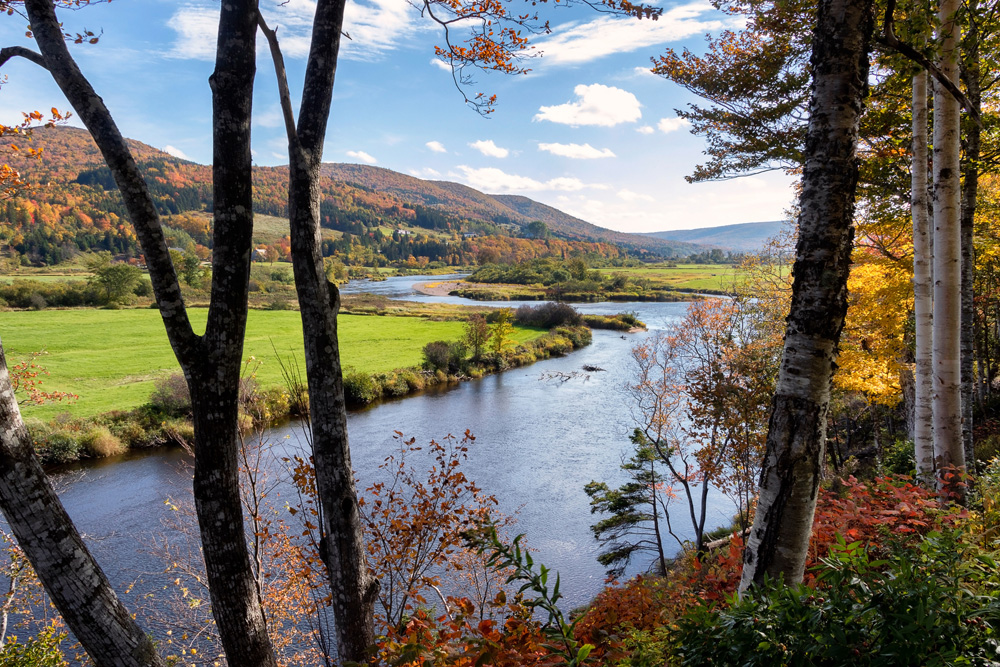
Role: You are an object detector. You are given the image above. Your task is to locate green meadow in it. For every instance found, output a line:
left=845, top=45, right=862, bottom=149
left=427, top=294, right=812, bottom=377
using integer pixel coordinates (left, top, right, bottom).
left=4, top=308, right=541, bottom=420
left=597, top=263, right=739, bottom=291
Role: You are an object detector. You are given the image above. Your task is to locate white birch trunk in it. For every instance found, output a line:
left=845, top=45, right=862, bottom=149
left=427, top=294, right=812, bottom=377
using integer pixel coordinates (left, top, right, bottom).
left=739, top=0, right=872, bottom=591
left=932, top=0, right=965, bottom=487
left=913, top=69, right=935, bottom=484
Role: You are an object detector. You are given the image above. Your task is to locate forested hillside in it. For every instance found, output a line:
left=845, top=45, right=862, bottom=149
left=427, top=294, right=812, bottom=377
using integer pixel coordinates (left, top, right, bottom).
left=0, top=127, right=697, bottom=267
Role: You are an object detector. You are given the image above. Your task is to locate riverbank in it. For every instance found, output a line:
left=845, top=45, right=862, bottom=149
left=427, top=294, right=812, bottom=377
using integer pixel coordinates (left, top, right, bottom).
left=20, top=317, right=603, bottom=467
left=414, top=279, right=716, bottom=302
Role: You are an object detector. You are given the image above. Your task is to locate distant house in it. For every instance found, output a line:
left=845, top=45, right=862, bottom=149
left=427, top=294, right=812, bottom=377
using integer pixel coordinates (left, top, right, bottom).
left=252, top=248, right=269, bottom=261
left=462, top=232, right=478, bottom=239
left=396, top=229, right=411, bottom=236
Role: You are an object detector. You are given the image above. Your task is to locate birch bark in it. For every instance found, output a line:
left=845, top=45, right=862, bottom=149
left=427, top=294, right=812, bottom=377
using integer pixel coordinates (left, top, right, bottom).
left=932, top=0, right=966, bottom=487
left=740, top=0, right=872, bottom=590
left=913, top=68, right=935, bottom=483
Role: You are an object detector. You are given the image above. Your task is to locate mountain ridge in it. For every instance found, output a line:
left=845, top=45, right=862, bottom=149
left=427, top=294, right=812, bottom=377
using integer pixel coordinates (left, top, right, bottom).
left=1, top=126, right=704, bottom=258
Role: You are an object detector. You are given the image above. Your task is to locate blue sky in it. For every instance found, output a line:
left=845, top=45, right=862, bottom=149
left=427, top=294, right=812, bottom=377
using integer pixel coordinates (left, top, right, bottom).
left=0, top=0, right=796, bottom=233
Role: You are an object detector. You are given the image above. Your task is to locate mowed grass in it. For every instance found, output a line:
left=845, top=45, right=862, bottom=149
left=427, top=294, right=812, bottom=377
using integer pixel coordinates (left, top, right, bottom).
left=4, top=309, right=542, bottom=420
left=597, top=264, right=740, bottom=291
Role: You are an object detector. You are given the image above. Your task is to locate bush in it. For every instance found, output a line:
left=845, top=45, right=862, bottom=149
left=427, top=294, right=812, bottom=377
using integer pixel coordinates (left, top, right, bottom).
left=976, top=433, right=1000, bottom=464
left=344, top=371, right=382, bottom=405
left=149, top=373, right=191, bottom=415
left=673, top=532, right=1000, bottom=666
left=28, top=293, right=46, bottom=310
left=399, top=370, right=425, bottom=392
left=163, top=419, right=196, bottom=447
left=78, top=425, right=126, bottom=458
left=38, top=431, right=82, bottom=464
left=0, top=625, right=67, bottom=667
left=422, top=341, right=467, bottom=374
left=514, top=302, right=582, bottom=329
left=381, top=372, right=410, bottom=397
left=880, top=438, right=916, bottom=476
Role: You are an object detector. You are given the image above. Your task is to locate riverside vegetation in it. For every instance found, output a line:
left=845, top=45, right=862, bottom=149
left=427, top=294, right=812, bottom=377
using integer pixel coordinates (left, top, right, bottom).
left=11, top=302, right=640, bottom=465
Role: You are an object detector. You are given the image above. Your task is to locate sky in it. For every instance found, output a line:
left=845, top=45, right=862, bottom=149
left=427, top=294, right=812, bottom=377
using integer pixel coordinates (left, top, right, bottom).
left=0, top=0, right=797, bottom=233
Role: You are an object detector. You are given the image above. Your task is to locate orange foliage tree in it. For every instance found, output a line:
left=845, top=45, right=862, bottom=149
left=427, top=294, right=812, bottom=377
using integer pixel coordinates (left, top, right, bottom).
left=596, top=298, right=776, bottom=560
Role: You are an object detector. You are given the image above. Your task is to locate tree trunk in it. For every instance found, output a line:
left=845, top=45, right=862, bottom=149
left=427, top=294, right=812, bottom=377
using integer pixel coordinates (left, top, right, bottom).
left=932, top=0, right=965, bottom=488
left=262, top=0, right=379, bottom=659
left=912, top=68, right=935, bottom=484
left=21, top=1, right=278, bottom=663
left=960, top=3, right=981, bottom=474
left=0, top=341, right=162, bottom=666
left=739, top=0, right=872, bottom=591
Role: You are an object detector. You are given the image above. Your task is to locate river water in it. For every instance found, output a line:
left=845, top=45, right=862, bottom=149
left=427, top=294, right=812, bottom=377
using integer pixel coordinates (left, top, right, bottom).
left=51, top=275, right=734, bottom=614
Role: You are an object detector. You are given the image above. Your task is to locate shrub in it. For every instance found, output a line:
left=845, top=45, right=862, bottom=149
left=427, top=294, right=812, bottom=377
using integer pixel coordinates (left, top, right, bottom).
left=149, top=373, right=191, bottom=415
left=975, top=433, right=1000, bottom=464
left=108, top=418, right=148, bottom=447
left=381, top=372, right=410, bottom=397
left=78, top=426, right=126, bottom=458
left=39, top=431, right=81, bottom=464
left=267, top=297, right=291, bottom=311
left=422, top=341, right=467, bottom=374
left=344, top=371, right=382, bottom=405
left=880, top=437, right=916, bottom=476
left=28, top=293, right=46, bottom=310
left=422, top=341, right=451, bottom=371
left=399, top=370, right=425, bottom=392
left=674, top=532, right=1000, bottom=666
left=0, top=624, right=67, bottom=667
left=163, top=419, right=196, bottom=447
left=514, top=302, right=582, bottom=329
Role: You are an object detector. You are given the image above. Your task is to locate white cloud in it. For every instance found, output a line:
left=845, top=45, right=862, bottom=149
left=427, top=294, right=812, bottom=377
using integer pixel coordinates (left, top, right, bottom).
left=342, top=0, right=422, bottom=61
left=426, top=140, right=447, bottom=153
left=534, top=3, right=726, bottom=65
left=658, top=117, right=692, bottom=133
left=538, top=142, right=615, bottom=159
left=535, top=84, right=641, bottom=127
left=430, top=58, right=452, bottom=72
left=167, top=7, right=218, bottom=60
left=469, top=139, right=510, bottom=158
left=163, top=145, right=190, bottom=160
left=346, top=150, right=377, bottom=164
left=633, top=66, right=657, bottom=78
left=636, top=125, right=655, bottom=135
left=168, top=0, right=420, bottom=62
left=617, top=189, right=655, bottom=202
left=410, top=167, right=442, bottom=178
left=453, top=166, right=587, bottom=193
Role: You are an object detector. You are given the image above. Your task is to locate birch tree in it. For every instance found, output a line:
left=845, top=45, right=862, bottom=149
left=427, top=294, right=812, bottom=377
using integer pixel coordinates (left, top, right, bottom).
left=913, top=66, right=934, bottom=483
left=932, top=0, right=966, bottom=487
left=740, top=0, right=873, bottom=590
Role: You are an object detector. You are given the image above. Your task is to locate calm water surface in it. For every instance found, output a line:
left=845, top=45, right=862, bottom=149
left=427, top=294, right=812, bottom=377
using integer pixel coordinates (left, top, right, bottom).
left=52, top=275, right=734, bottom=612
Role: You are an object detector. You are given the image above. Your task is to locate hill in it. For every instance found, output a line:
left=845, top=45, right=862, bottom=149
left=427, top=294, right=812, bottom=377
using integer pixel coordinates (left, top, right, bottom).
left=0, top=126, right=701, bottom=265
left=642, top=220, right=787, bottom=252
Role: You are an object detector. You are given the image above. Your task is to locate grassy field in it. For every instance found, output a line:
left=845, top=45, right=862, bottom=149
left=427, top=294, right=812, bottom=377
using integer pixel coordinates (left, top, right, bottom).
left=4, top=308, right=542, bottom=420
left=597, top=264, right=739, bottom=291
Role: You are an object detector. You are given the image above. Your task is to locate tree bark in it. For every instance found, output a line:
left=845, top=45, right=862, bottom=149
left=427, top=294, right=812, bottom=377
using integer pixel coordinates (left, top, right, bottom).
left=932, top=0, right=966, bottom=488
left=740, top=0, right=872, bottom=591
left=0, top=340, right=161, bottom=667
left=20, top=1, right=278, bottom=664
left=260, top=0, right=379, bottom=660
left=912, top=68, right=935, bottom=484
left=960, top=2, right=981, bottom=474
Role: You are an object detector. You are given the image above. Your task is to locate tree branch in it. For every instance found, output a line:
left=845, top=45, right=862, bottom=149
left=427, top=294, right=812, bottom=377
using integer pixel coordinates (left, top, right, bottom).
left=0, top=46, right=47, bottom=70
left=256, top=14, right=301, bottom=153
left=875, top=0, right=982, bottom=126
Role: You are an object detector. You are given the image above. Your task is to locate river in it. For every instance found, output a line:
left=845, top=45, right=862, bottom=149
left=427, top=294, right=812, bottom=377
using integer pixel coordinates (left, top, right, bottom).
left=50, top=275, right=734, bottom=618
